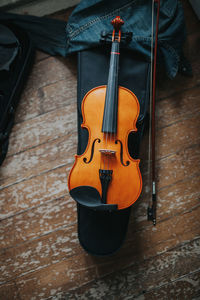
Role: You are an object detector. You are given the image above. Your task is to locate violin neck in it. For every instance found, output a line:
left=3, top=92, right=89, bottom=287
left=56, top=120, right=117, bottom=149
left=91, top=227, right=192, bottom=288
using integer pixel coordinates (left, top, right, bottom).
left=102, top=41, right=120, bottom=134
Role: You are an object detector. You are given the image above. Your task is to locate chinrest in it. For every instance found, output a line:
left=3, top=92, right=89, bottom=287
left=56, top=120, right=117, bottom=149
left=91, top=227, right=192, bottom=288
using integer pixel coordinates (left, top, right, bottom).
left=70, top=186, right=118, bottom=211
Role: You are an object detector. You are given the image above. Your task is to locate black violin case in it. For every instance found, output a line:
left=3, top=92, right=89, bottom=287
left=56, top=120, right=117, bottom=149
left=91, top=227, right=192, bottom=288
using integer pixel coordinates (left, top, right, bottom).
left=75, top=45, right=150, bottom=256
left=0, top=22, right=34, bottom=165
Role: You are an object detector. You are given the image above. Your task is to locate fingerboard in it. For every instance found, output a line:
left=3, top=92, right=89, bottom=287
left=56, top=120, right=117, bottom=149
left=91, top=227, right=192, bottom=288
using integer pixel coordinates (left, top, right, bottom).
left=102, top=41, right=120, bottom=133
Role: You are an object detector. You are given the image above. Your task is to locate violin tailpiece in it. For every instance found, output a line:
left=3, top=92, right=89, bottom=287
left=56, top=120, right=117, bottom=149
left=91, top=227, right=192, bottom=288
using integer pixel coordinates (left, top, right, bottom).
left=99, top=169, right=113, bottom=204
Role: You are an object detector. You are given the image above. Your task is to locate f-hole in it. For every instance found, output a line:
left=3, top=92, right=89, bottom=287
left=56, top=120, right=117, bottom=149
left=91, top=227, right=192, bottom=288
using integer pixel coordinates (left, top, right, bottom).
left=83, top=138, right=101, bottom=163
left=115, top=140, right=130, bottom=166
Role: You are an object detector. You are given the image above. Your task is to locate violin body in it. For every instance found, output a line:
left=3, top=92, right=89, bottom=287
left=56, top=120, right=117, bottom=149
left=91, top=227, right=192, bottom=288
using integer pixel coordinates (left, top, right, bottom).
left=68, top=85, right=142, bottom=210
left=68, top=16, right=142, bottom=210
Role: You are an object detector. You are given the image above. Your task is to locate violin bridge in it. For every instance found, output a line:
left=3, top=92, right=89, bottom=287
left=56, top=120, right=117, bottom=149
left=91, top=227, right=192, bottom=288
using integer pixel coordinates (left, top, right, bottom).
left=99, top=149, right=116, bottom=156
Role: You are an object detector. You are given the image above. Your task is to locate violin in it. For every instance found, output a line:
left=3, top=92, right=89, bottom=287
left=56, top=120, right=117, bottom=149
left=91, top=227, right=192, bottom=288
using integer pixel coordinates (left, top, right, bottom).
left=68, top=16, right=142, bottom=210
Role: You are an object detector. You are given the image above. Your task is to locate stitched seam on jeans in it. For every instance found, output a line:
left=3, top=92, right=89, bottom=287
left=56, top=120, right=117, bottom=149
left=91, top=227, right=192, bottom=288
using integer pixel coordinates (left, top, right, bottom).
left=68, top=0, right=138, bottom=39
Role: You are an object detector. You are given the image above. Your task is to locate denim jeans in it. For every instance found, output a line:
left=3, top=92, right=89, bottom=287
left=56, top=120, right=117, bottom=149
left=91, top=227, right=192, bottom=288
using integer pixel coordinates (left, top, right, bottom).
left=0, top=0, right=186, bottom=79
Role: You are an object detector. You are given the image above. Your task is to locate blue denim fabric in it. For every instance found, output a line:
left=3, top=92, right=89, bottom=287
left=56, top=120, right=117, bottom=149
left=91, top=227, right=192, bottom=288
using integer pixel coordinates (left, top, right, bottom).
left=66, top=0, right=186, bottom=78
left=0, top=12, right=67, bottom=56
left=0, top=0, right=186, bottom=78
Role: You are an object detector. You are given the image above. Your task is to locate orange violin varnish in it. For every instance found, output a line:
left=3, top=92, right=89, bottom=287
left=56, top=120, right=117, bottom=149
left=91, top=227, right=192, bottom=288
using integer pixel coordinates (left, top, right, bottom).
left=68, top=86, right=142, bottom=210
left=68, top=16, right=142, bottom=210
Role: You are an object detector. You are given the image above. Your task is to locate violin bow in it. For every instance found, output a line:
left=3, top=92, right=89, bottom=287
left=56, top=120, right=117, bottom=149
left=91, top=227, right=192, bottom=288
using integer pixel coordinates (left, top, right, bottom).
left=147, top=0, right=160, bottom=225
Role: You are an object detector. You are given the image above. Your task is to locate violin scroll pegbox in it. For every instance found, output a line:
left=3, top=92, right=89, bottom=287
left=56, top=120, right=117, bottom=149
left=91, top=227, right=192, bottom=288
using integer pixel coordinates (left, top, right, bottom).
left=100, top=16, right=132, bottom=45
left=111, top=16, right=124, bottom=42
left=100, top=31, right=132, bottom=44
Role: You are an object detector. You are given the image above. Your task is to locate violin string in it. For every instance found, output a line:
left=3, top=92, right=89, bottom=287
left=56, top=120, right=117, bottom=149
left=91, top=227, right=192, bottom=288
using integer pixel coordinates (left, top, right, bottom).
left=108, top=40, right=113, bottom=172
left=148, top=0, right=155, bottom=206
left=104, top=31, right=120, bottom=172
left=113, top=37, right=119, bottom=171
left=104, top=132, right=108, bottom=171
left=108, top=132, right=110, bottom=170
left=109, top=38, right=116, bottom=171
left=104, top=132, right=106, bottom=170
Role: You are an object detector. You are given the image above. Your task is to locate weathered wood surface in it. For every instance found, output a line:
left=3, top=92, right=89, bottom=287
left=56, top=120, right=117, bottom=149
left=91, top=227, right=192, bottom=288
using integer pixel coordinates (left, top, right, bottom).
left=0, top=1, right=200, bottom=299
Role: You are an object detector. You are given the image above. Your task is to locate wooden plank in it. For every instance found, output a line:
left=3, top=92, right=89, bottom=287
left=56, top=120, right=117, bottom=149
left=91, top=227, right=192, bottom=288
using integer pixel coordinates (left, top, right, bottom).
left=1, top=205, right=199, bottom=285
left=35, top=51, right=50, bottom=63
left=0, top=166, right=68, bottom=219
left=15, top=77, right=76, bottom=125
left=63, top=272, right=200, bottom=300
left=4, top=238, right=198, bottom=300
left=0, top=196, right=76, bottom=250
left=8, top=102, right=76, bottom=156
left=0, top=225, right=80, bottom=283
left=135, top=144, right=200, bottom=225
left=26, top=57, right=77, bottom=93
left=16, top=253, right=96, bottom=300
left=156, top=86, right=200, bottom=129
left=0, top=133, right=77, bottom=188
left=127, top=205, right=200, bottom=255
left=155, top=143, right=200, bottom=190
left=140, top=134, right=200, bottom=187
left=141, top=270, right=200, bottom=300
left=76, top=239, right=200, bottom=299
left=91, top=207, right=200, bottom=278
left=0, top=281, right=19, bottom=300
left=156, top=113, right=200, bottom=158
left=15, top=56, right=77, bottom=124
left=92, top=207, right=200, bottom=278
left=130, top=172, right=200, bottom=225
left=71, top=271, right=200, bottom=300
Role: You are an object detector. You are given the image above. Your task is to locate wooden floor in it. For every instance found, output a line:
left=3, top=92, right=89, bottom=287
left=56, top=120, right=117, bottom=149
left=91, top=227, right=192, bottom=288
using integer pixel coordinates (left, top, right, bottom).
left=0, top=1, right=200, bottom=299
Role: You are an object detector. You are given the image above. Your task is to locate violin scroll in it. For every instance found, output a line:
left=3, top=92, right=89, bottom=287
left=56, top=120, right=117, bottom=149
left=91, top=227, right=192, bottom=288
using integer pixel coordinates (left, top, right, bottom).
left=111, top=16, right=124, bottom=42
left=111, top=16, right=124, bottom=31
